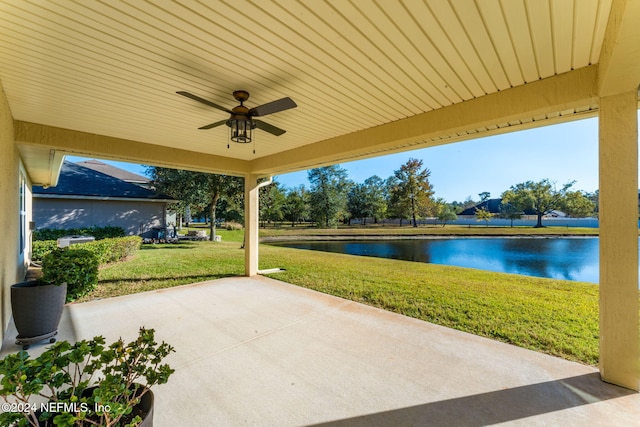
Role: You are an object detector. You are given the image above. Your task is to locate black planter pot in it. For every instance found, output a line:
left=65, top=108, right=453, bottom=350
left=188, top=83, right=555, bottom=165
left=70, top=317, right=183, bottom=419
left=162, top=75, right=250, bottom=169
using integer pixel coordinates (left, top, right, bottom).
left=134, top=389, right=154, bottom=427
left=10, top=281, right=67, bottom=349
left=31, top=389, right=153, bottom=427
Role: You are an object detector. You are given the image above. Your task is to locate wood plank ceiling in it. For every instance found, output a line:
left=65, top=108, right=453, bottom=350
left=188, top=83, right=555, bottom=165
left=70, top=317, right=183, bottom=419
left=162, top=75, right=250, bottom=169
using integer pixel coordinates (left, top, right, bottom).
left=0, top=0, right=618, bottom=180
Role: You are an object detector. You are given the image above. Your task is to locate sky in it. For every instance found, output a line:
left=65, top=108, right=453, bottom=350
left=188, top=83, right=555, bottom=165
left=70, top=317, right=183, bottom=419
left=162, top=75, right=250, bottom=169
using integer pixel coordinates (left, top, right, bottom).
left=67, top=114, right=612, bottom=203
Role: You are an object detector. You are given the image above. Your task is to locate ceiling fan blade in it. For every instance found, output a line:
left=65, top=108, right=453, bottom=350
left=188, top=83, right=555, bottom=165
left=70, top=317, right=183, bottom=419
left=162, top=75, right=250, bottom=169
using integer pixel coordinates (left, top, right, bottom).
left=249, top=97, right=297, bottom=117
left=198, top=120, right=227, bottom=130
left=254, top=119, right=286, bottom=136
left=177, top=91, right=233, bottom=114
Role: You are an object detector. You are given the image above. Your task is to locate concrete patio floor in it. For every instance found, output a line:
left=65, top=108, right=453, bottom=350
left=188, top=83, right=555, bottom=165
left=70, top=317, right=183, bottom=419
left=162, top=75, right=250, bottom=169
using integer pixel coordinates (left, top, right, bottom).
left=2, top=276, right=639, bottom=426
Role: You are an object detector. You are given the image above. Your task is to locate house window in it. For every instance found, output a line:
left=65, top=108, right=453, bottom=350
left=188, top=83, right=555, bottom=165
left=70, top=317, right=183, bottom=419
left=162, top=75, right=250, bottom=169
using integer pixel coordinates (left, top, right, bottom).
left=19, top=172, right=26, bottom=254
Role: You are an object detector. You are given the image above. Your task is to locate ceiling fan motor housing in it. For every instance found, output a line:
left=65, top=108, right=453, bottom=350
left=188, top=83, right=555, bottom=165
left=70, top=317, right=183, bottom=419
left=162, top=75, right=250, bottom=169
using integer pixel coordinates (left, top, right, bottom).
left=233, top=90, right=250, bottom=103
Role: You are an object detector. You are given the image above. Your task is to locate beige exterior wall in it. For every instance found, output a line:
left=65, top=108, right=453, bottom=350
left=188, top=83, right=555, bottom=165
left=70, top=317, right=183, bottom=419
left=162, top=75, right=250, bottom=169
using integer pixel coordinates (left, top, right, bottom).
left=0, top=81, right=29, bottom=343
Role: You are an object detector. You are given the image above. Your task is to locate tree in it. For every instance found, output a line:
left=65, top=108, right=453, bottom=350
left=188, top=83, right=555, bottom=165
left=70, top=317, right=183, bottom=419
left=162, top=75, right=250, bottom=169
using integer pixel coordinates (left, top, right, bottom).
left=363, top=175, right=388, bottom=223
left=282, top=186, right=308, bottom=227
left=259, top=181, right=286, bottom=227
left=474, top=207, right=494, bottom=227
left=498, top=202, right=522, bottom=227
left=434, top=199, right=457, bottom=227
left=561, top=190, right=596, bottom=218
left=148, top=167, right=243, bottom=240
left=478, top=192, right=491, bottom=202
left=213, top=177, right=244, bottom=224
left=389, top=158, right=435, bottom=227
left=385, top=176, right=410, bottom=226
left=308, top=165, right=351, bottom=228
left=347, top=183, right=368, bottom=225
left=501, top=179, right=574, bottom=228
left=346, top=175, right=387, bottom=225
left=585, top=190, right=599, bottom=216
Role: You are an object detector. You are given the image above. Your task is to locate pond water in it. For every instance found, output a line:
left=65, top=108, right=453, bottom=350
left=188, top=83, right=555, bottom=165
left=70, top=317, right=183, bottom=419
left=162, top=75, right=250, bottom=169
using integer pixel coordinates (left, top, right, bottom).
left=271, top=238, right=603, bottom=283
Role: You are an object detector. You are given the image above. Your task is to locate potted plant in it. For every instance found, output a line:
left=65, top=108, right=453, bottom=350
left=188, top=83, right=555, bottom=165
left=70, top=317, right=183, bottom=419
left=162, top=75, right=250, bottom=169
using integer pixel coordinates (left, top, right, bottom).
left=0, top=327, right=175, bottom=427
left=11, top=248, right=99, bottom=349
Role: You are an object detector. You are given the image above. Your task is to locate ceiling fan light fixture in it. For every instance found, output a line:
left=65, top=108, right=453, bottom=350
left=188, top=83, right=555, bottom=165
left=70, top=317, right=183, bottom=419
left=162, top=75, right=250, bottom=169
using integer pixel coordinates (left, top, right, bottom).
left=227, top=117, right=255, bottom=143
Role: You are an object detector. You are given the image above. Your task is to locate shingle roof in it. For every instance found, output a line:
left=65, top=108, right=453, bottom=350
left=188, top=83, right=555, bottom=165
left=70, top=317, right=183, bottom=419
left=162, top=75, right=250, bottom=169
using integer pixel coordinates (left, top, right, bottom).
left=458, top=199, right=500, bottom=216
left=33, top=161, right=172, bottom=200
left=458, top=198, right=536, bottom=216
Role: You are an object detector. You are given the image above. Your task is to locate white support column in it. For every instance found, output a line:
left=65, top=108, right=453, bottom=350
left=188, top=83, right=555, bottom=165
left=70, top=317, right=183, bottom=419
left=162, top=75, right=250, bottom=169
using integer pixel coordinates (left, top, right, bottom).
left=244, top=174, right=260, bottom=277
left=598, top=90, right=640, bottom=390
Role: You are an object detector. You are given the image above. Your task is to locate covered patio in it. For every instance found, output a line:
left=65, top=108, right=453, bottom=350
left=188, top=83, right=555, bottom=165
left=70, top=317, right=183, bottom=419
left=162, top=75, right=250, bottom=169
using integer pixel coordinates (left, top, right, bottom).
left=2, top=276, right=639, bottom=426
left=0, top=0, right=639, bottom=408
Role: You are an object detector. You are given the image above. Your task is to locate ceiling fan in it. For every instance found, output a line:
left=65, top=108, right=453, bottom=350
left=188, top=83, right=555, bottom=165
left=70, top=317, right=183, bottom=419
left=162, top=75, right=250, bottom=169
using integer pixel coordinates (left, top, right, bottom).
left=176, top=90, right=296, bottom=147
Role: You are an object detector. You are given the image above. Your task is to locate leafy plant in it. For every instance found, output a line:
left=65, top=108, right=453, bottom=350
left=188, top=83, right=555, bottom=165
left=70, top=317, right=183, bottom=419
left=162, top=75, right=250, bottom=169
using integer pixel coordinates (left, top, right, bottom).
left=42, top=248, right=99, bottom=302
left=0, top=328, right=175, bottom=427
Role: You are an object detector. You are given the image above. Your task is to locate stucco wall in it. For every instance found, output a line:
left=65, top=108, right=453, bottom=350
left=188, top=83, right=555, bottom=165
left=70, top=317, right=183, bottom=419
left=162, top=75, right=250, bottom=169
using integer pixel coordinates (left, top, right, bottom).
left=33, top=198, right=166, bottom=236
left=0, top=80, right=27, bottom=342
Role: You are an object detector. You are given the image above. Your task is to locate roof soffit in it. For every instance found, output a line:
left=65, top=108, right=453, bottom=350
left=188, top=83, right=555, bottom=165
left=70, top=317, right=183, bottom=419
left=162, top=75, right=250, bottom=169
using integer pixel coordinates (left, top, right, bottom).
left=250, top=65, right=600, bottom=175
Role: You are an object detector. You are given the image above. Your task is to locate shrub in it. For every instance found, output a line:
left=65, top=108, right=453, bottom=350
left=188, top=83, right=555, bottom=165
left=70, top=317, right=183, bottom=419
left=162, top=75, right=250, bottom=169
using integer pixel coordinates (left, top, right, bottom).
left=42, top=248, right=99, bottom=302
left=33, top=226, right=125, bottom=241
left=32, top=236, right=142, bottom=266
left=80, top=236, right=142, bottom=264
left=225, top=221, right=244, bottom=230
left=77, top=239, right=111, bottom=265
left=113, top=235, right=143, bottom=259
left=31, top=240, right=57, bottom=263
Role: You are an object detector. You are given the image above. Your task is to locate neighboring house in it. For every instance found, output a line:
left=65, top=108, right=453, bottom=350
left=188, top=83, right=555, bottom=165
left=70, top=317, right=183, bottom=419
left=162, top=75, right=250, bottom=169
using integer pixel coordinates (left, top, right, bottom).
left=33, top=161, right=175, bottom=238
left=457, top=198, right=505, bottom=217
left=457, top=198, right=537, bottom=218
left=75, top=159, right=177, bottom=226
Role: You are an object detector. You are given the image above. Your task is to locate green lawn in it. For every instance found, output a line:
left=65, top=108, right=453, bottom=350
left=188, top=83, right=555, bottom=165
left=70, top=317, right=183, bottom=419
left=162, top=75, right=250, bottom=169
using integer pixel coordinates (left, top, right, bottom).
left=186, top=223, right=600, bottom=238
left=87, top=229, right=611, bottom=366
